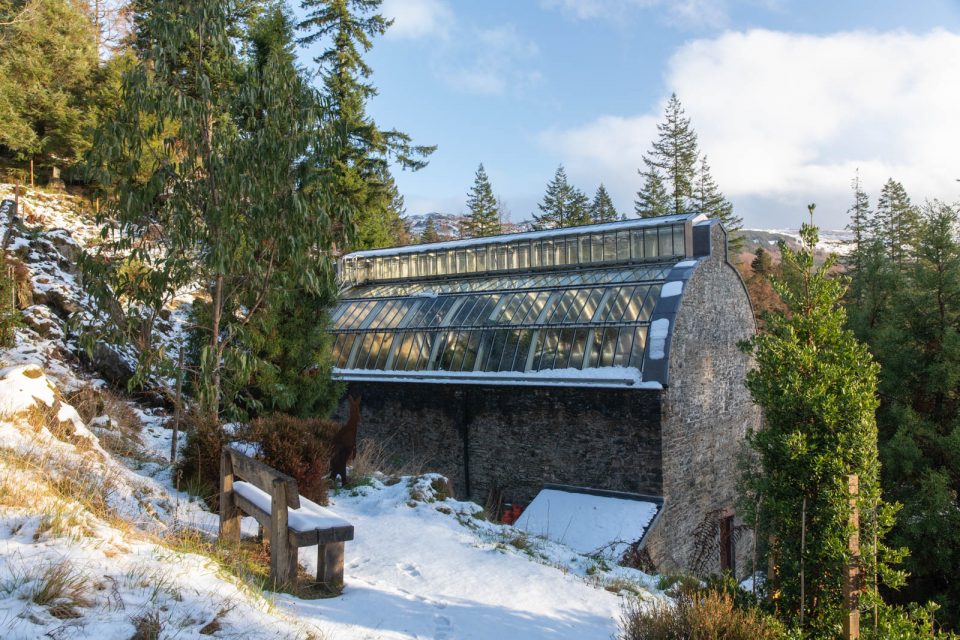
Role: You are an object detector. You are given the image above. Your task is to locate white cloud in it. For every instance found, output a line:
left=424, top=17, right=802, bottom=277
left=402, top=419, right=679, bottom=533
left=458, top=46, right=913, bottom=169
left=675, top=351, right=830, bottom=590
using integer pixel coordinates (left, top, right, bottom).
left=540, top=29, right=960, bottom=227
left=381, top=0, right=454, bottom=40
left=442, top=25, right=541, bottom=96
left=541, top=0, right=730, bottom=29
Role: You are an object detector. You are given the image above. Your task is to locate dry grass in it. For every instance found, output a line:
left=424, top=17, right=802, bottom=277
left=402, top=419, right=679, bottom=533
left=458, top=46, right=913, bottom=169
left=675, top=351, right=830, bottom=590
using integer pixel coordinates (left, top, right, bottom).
left=67, top=384, right=148, bottom=461
left=130, top=609, right=162, bottom=640
left=349, top=437, right=424, bottom=487
left=619, top=590, right=788, bottom=640
left=29, top=559, right=93, bottom=619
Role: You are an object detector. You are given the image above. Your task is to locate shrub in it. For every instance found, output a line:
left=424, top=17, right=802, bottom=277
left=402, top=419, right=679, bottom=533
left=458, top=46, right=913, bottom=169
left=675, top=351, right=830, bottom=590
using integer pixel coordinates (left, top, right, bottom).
left=239, top=413, right=338, bottom=505
left=619, top=585, right=792, bottom=640
left=176, top=410, right=226, bottom=508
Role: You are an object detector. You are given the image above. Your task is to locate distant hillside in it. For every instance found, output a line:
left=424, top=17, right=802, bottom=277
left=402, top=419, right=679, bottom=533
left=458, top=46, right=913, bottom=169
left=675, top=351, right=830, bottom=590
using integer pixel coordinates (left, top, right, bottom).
left=406, top=213, right=532, bottom=242
left=737, top=228, right=852, bottom=265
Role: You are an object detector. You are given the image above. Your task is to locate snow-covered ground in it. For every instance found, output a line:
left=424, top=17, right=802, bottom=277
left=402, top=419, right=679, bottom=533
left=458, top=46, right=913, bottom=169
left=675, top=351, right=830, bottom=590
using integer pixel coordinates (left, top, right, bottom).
left=0, top=185, right=659, bottom=639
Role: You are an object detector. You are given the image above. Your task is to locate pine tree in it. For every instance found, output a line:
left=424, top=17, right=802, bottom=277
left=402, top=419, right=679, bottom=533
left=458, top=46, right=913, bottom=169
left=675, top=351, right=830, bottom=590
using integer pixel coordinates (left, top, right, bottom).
left=750, top=247, right=772, bottom=276
left=533, top=165, right=592, bottom=229
left=0, top=0, right=102, bottom=175
left=298, top=0, right=434, bottom=250
left=420, top=215, right=440, bottom=243
left=693, top=155, right=742, bottom=258
left=590, top=183, right=621, bottom=223
left=868, top=201, right=960, bottom=625
left=639, top=93, right=700, bottom=216
left=463, top=163, right=501, bottom=237
left=741, top=205, right=903, bottom=631
left=634, top=167, right=670, bottom=218
left=875, top=178, right=919, bottom=269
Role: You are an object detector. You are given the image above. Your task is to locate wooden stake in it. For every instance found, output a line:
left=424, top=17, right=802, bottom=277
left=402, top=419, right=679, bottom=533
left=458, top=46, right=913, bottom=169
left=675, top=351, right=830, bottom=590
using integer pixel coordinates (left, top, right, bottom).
left=29, top=159, right=33, bottom=188
left=844, top=475, right=861, bottom=640
left=169, top=346, right=185, bottom=464
left=800, top=495, right=807, bottom=626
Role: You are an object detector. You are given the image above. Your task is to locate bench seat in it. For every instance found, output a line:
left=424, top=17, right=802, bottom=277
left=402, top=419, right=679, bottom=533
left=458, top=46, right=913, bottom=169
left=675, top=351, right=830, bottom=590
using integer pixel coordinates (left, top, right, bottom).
left=233, top=481, right=355, bottom=546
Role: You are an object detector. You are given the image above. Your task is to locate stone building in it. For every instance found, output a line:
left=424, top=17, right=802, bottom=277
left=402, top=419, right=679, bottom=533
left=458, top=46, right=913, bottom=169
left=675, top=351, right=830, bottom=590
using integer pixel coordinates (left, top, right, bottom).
left=329, top=213, right=760, bottom=574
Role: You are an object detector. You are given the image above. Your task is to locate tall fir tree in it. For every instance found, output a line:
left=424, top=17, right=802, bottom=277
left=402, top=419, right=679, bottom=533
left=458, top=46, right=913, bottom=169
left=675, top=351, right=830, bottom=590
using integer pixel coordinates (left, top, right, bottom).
left=298, top=0, right=434, bottom=250
left=740, top=206, right=903, bottom=632
left=693, top=155, right=742, bottom=257
left=463, top=163, right=501, bottom=237
left=533, top=165, right=591, bottom=230
left=420, top=215, right=440, bottom=243
left=875, top=178, right=919, bottom=269
left=634, top=167, right=670, bottom=218
left=638, top=93, right=699, bottom=216
left=590, top=183, right=621, bottom=223
left=867, top=201, right=960, bottom=626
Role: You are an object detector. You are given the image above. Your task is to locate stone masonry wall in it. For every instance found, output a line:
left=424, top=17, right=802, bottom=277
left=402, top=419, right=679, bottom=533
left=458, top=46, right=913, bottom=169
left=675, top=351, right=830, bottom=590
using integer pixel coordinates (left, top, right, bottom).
left=644, top=222, right=760, bottom=577
left=336, top=382, right=663, bottom=505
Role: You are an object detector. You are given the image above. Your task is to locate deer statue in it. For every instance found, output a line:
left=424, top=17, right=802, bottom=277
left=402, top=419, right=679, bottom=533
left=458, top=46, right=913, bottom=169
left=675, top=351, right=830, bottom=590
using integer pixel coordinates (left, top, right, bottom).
left=330, top=395, right=361, bottom=485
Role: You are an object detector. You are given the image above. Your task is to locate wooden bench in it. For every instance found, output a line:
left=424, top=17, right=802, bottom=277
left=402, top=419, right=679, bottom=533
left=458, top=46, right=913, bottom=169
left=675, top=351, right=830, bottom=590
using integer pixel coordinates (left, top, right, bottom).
left=218, top=445, right=355, bottom=589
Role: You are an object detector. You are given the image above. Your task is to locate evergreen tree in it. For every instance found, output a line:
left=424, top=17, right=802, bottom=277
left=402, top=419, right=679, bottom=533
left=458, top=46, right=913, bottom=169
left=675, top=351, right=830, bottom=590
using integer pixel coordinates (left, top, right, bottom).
left=740, top=206, right=903, bottom=631
left=533, top=165, right=592, bottom=229
left=298, top=0, right=434, bottom=250
left=869, top=201, right=960, bottom=625
left=590, top=183, right=621, bottom=223
left=0, top=0, right=102, bottom=175
left=420, top=215, right=440, bottom=243
left=844, top=171, right=872, bottom=279
left=638, top=93, right=699, bottom=216
left=634, top=167, right=670, bottom=218
left=84, top=0, right=347, bottom=420
left=463, top=163, right=500, bottom=237
left=693, top=155, right=742, bottom=257
left=750, top=247, right=772, bottom=276
left=875, top=178, right=919, bottom=269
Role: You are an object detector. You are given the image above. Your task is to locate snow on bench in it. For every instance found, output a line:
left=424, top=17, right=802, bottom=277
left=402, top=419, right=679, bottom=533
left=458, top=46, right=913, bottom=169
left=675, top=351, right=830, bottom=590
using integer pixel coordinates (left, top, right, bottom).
left=218, top=445, right=354, bottom=589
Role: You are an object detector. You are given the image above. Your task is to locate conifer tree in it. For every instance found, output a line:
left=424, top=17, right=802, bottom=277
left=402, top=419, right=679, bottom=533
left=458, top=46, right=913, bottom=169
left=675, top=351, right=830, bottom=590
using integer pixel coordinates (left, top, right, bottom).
left=693, top=155, right=742, bottom=257
left=741, top=206, right=903, bottom=631
left=638, top=93, right=699, bottom=216
left=533, top=165, right=591, bottom=229
left=875, top=178, right=919, bottom=269
left=420, top=215, right=440, bottom=243
left=634, top=167, right=670, bottom=218
left=463, top=163, right=501, bottom=237
left=298, top=0, right=434, bottom=250
left=590, top=183, right=621, bottom=223
left=845, top=172, right=872, bottom=273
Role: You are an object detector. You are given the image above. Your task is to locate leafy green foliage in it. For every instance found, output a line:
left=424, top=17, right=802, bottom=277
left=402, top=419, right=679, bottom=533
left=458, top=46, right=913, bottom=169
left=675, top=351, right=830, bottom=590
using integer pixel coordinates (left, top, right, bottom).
left=463, top=163, right=501, bottom=237
left=84, top=0, right=347, bottom=420
left=420, top=215, right=440, bottom=243
left=740, top=207, right=904, bottom=631
left=532, top=165, right=591, bottom=230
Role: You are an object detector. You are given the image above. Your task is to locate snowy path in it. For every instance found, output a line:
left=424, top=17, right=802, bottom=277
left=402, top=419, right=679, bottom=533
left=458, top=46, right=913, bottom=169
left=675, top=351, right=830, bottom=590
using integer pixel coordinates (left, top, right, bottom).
left=280, top=480, right=629, bottom=640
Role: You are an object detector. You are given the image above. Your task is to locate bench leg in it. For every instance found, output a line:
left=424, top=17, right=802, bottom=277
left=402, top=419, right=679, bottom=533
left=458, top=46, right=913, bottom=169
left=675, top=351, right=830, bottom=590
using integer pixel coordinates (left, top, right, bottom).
left=317, top=542, right=345, bottom=588
left=219, top=449, right=241, bottom=544
left=270, top=479, right=293, bottom=588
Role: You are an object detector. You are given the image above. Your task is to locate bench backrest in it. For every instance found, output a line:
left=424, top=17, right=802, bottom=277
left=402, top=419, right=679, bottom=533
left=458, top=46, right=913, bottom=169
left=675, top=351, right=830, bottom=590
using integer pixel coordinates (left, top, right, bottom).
left=225, top=445, right=301, bottom=510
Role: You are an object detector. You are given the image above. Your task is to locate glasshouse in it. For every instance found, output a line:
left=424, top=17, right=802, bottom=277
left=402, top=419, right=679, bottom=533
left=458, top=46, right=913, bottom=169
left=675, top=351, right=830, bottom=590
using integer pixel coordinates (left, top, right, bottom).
left=330, top=213, right=759, bottom=574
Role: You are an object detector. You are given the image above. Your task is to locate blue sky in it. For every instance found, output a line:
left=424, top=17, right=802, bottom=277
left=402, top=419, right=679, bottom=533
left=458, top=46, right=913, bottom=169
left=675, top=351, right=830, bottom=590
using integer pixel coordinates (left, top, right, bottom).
left=298, top=0, right=960, bottom=229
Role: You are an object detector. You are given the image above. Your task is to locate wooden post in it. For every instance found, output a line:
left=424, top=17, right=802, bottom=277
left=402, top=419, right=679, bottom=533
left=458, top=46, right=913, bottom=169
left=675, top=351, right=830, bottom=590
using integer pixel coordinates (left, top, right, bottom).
left=13, top=178, right=19, bottom=215
left=218, top=448, right=241, bottom=542
left=169, top=347, right=184, bottom=464
left=318, top=542, right=345, bottom=589
left=29, top=159, right=33, bottom=188
left=270, top=477, right=292, bottom=587
left=800, top=495, right=807, bottom=626
left=844, top=474, right=861, bottom=640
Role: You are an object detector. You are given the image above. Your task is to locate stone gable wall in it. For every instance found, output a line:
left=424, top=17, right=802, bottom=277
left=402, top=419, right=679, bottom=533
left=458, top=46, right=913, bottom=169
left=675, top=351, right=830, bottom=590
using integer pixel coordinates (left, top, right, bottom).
left=644, top=222, right=760, bottom=576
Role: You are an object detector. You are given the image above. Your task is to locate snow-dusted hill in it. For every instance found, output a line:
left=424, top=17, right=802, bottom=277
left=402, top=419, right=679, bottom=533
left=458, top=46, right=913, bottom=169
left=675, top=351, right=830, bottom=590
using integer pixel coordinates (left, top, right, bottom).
left=0, top=185, right=658, bottom=639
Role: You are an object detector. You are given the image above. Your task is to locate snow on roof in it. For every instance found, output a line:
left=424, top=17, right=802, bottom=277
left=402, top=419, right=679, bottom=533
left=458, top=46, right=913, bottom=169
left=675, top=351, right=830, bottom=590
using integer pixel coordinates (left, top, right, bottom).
left=333, top=366, right=664, bottom=390
left=344, top=213, right=702, bottom=259
left=516, top=487, right=660, bottom=558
